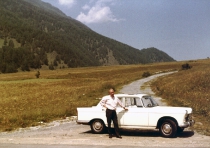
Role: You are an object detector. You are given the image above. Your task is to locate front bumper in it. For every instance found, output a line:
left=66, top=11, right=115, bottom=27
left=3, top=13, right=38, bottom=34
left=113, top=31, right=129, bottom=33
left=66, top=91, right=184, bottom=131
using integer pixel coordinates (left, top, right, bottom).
left=180, top=119, right=195, bottom=128
left=76, top=120, right=90, bottom=125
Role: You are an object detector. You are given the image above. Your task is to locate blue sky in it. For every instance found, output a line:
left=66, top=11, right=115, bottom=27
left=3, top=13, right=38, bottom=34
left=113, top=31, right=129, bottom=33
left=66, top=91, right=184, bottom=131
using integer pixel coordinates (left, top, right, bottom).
left=42, top=0, right=210, bottom=61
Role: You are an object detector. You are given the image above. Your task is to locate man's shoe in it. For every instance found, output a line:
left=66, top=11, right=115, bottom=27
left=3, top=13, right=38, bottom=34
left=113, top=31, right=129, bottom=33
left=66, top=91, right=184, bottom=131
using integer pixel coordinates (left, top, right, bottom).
left=116, top=136, right=122, bottom=139
left=109, top=134, right=112, bottom=138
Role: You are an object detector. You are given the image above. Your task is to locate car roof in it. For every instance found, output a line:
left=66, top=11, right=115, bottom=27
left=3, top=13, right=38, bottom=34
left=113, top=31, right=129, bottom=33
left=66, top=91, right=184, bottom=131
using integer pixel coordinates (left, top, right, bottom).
left=104, top=94, right=150, bottom=98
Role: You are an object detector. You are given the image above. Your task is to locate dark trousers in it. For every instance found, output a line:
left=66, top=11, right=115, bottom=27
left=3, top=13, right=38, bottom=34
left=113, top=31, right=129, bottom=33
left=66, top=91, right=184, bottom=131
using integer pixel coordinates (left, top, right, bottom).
left=106, top=109, right=120, bottom=136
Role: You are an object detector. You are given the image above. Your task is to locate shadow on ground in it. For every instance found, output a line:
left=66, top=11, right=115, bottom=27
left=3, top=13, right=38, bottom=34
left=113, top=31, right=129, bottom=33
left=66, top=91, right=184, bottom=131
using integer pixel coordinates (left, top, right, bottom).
left=82, top=129, right=194, bottom=138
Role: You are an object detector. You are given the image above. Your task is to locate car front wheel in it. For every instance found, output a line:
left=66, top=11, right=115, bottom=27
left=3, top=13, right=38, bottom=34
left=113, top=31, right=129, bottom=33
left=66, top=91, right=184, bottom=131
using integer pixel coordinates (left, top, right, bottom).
left=90, top=119, right=105, bottom=134
left=159, top=119, right=177, bottom=138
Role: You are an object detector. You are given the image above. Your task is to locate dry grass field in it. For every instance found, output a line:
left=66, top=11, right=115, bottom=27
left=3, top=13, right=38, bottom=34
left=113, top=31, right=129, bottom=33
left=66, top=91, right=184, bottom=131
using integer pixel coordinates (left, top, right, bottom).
left=0, top=62, right=180, bottom=131
left=151, top=59, right=210, bottom=136
left=0, top=60, right=209, bottom=134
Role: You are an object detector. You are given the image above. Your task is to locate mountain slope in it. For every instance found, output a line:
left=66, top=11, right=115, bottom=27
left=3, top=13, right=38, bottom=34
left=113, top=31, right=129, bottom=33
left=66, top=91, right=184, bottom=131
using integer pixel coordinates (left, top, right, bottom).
left=24, top=0, right=67, bottom=17
left=141, top=48, right=175, bottom=62
left=0, top=0, right=175, bottom=73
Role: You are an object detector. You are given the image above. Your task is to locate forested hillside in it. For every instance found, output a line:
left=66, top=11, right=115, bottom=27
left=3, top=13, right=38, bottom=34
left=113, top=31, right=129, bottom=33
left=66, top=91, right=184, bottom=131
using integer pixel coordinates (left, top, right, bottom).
left=0, top=0, right=175, bottom=73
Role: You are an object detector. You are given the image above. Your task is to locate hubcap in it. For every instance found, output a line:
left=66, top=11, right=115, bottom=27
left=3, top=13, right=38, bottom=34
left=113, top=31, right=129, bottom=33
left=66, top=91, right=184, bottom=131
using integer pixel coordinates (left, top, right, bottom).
left=162, top=123, right=172, bottom=134
left=94, top=122, right=102, bottom=130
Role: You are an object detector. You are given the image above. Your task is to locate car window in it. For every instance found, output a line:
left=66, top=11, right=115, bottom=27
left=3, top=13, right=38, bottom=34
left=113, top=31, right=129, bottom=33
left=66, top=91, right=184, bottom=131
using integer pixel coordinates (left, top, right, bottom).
left=135, top=98, right=143, bottom=107
left=125, top=97, right=134, bottom=107
left=142, top=96, right=153, bottom=107
left=118, top=97, right=123, bottom=102
left=124, top=97, right=143, bottom=107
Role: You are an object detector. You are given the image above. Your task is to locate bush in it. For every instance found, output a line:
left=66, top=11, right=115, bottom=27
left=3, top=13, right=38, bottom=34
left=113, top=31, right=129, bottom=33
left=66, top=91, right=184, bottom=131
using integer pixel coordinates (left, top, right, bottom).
left=182, top=63, right=192, bottom=70
left=49, top=64, right=54, bottom=70
left=35, top=71, right=40, bottom=78
left=142, top=71, right=151, bottom=77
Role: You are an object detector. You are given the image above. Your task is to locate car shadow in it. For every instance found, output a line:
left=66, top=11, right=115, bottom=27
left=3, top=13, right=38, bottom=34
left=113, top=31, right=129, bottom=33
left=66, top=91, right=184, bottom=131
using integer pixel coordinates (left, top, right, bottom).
left=176, top=131, right=195, bottom=138
left=122, top=129, right=194, bottom=138
left=82, top=129, right=194, bottom=138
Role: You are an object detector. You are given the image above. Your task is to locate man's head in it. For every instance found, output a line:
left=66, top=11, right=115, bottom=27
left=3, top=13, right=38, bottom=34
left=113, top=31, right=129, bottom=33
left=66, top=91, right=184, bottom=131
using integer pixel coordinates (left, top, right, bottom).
left=109, top=88, right=115, bottom=97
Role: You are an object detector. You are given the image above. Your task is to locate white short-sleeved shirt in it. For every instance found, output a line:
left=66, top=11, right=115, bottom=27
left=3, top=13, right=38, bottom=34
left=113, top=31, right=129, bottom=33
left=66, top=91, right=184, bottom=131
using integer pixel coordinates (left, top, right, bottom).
left=100, top=95, right=124, bottom=110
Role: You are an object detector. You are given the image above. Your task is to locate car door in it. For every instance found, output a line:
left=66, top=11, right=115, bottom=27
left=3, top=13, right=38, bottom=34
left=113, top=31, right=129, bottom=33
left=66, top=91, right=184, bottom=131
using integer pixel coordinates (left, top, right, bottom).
left=122, top=97, right=149, bottom=127
left=116, top=97, right=124, bottom=126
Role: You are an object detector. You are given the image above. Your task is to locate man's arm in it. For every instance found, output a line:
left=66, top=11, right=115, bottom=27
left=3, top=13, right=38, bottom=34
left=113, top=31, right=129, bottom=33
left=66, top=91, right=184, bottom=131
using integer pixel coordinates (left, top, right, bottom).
left=100, top=97, right=107, bottom=108
left=117, top=98, right=127, bottom=110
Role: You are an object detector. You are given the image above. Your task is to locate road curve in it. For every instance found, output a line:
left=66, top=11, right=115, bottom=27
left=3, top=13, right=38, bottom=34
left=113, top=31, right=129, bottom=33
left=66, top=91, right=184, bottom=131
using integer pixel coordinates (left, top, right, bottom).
left=120, top=71, right=176, bottom=94
left=120, top=71, right=177, bottom=106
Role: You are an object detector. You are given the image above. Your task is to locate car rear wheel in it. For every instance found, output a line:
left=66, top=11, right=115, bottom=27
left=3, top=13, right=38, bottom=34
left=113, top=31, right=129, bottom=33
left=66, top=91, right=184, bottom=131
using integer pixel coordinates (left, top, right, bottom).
left=159, top=119, right=177, bottom=138
left=90, top=119, right=105, bottom=134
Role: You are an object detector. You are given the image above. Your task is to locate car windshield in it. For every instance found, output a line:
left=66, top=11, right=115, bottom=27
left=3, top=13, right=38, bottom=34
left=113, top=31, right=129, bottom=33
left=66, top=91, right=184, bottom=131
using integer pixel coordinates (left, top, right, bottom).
left=142, top=96, right=159, bottom=107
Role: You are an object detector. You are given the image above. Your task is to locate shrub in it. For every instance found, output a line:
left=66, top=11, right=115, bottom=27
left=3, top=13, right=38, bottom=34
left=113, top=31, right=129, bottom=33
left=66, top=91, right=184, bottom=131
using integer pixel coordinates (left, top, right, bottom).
left=142, top=71, right=151, bottom=77
left=49, top=64, right=54, bottom=70
left=182, top=63, right=192, bottom=70
left=35, top=71, right=40, bottom=78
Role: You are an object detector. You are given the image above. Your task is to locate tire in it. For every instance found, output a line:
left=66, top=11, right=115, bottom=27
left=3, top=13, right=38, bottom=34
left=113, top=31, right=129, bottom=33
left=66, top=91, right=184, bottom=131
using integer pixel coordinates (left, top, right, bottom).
left=90, top=119, right=105, bottom=134
left=159, top=119, right=177, bottom=138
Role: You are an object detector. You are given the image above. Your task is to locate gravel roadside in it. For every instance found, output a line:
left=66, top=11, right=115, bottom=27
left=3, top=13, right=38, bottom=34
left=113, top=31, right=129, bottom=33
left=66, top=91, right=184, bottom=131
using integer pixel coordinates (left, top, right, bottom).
left=0, top=71, right=210, bottom=147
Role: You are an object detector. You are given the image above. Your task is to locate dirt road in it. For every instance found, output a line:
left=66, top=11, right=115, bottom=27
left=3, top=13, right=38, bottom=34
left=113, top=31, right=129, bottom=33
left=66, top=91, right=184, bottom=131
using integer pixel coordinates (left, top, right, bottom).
left=0, top=72, right=210, bottom=147
left=120, top=71, right=176, bottom=105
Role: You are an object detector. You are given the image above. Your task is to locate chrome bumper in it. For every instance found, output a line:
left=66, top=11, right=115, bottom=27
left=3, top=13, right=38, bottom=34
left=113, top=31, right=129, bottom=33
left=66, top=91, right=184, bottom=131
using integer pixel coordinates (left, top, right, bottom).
left=180, top=119, right=195, bottom=128
left=76, top=120, right=90, bottom=125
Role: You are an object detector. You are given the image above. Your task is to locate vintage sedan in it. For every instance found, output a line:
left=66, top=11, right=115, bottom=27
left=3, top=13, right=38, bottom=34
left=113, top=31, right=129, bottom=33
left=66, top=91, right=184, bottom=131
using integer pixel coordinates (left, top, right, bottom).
left=77, top=94, right=194, bottom=138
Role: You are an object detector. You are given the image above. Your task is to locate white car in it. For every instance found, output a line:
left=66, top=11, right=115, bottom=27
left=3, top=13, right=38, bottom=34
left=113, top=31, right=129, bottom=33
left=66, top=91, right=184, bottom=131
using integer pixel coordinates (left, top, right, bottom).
left=77, top=94, right=194, bottom=138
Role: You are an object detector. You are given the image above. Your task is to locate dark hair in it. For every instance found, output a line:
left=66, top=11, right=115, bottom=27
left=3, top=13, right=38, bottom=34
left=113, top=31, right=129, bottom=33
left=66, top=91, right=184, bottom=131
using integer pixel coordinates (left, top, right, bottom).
left=109, top=88, right=115, bottom=92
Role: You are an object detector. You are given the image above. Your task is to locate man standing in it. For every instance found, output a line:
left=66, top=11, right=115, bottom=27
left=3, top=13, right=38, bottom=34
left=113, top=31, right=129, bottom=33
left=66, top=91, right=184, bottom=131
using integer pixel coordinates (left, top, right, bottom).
left=100, top=88, right=127, bottom=138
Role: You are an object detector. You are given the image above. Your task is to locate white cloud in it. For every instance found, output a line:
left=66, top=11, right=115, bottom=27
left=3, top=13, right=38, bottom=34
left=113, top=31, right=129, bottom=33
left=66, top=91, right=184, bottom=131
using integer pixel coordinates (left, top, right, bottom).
left=58, top=0, right=75, bottom=7
left=76, top=0, right=121, bottom=24
left=96, top=0, right=116, bottom=6
left=82, top=4, right=90, bottom=10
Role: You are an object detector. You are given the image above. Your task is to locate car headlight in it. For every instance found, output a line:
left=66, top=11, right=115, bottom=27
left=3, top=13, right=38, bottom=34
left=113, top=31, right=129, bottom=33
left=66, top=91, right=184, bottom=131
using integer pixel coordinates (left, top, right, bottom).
left=185, top=113, right=193, bottom=122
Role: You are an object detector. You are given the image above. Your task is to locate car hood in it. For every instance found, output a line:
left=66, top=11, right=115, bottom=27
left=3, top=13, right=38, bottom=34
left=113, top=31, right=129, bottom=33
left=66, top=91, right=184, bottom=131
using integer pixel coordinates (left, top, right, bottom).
left=152, top=106, right=193, bottom=114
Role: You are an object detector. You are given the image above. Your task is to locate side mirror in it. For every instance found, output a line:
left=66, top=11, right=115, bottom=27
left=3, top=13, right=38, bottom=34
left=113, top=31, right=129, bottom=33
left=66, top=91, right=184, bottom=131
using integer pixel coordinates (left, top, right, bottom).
left=147, top=104, right=152, bottom=107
